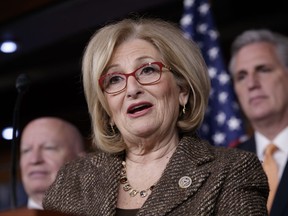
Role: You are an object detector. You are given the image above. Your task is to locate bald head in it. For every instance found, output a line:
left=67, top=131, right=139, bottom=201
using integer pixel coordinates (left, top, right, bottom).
left=20, top=117, right=85, bottom=208
left=21, top=117, right=84, bottom=154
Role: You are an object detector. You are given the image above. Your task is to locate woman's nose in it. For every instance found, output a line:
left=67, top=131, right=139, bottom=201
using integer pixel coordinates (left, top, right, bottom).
left=126, top=76, right=143, bottom=98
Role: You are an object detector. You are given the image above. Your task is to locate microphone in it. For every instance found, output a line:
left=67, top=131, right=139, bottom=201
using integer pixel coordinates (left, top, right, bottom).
left=10, top=73, right=30, bottom=209
left=16, top=73, right=30, bottom=93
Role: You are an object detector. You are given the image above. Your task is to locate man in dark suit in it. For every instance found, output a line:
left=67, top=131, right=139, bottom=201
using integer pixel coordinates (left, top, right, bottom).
left=229, top=29, right=288, bottom=216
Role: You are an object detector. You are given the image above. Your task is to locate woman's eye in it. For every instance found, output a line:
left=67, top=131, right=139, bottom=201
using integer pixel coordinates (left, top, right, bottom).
left=141, top=66, right=157, bottom=75
left=109, top=75, right=124, bottom=85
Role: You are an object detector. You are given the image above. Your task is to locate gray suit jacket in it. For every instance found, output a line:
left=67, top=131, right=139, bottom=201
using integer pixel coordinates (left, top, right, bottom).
left=43, top=136, right=268, bottom=216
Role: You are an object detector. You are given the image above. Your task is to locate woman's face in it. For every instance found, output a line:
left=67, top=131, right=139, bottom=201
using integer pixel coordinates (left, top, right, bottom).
left=104, top=39, right=188, bottom=143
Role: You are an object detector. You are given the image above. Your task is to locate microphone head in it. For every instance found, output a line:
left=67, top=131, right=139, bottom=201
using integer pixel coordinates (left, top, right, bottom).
left=16, top=73, right=30, bottom=93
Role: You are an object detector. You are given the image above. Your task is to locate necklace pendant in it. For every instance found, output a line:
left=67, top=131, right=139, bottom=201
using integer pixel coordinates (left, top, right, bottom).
left=120, top=160, right=155, bottom=198
left=123, top=184, right=132, bottom=191
left=139, top=190, right=148, bottom=198
left=120, top=176, right=128, bottom=184
left=129, top=189, right=138, bottom=197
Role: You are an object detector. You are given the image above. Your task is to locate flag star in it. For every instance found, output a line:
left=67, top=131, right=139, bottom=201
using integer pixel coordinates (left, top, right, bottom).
left=227, top=116, right=241, bottom=131
left=199, top=3, right=210, bottom=15
left=218, top=91, right=228, bottom=103
left=213, top=132, right=225, bottom=145
left=180, top=14, right=193, bottom=27
left=208, top=47, right=219, bottom=60
left=197, top=23, right=208, bottom=34
left=216, top=112, right=226, bottom=125
left=209, top=30, right=218, bottom=40
left=208, top=67, right=217, bottom=78
left=184, top=0, right=195, bottom=8
left=218, top=72, right=230, bottom=85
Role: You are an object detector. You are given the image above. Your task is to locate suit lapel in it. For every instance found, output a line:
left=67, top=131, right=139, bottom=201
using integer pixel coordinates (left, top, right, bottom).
left=270, top=160, right=288, bottom=216
left=239, top=137, right=288, bottom=216
left=237, top=136, right=256, bottom=153
left=138, top=136, right=213, bottom=216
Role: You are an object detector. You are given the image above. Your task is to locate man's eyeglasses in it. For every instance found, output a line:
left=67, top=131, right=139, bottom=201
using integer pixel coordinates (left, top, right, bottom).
left=98, top=62, right=170, bottom=94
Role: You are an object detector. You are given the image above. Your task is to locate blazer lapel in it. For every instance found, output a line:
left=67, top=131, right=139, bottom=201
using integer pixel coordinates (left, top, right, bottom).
left=138, top=136, right=213, bottom=216
left=86, top=153, right=123, bottom=215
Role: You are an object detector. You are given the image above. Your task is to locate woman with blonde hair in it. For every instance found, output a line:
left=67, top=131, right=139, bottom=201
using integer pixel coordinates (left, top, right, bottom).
left=43, top=18, right=268, bottom=216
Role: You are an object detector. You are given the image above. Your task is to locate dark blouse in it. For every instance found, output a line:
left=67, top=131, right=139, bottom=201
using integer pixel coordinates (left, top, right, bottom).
left=115, top=208, right=139, bottom=216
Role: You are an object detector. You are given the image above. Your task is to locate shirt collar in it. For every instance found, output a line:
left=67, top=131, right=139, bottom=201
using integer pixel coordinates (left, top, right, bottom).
left=27, top=198, right=43, bottom=210
left=255, top=126, right=288, bottom=158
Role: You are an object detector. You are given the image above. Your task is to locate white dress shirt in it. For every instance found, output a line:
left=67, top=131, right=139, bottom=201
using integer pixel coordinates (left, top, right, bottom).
left=255, top=127, right=288, bottom=179
left=27, top=198, right=43, bottom=210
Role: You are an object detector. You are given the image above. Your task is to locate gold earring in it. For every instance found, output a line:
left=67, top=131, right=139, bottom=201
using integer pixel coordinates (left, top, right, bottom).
left=182, top=104, right=186, bottom=114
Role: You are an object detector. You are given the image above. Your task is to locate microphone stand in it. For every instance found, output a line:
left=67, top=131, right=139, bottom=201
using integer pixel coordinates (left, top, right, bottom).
left=10, top=74, right=30, bottom=209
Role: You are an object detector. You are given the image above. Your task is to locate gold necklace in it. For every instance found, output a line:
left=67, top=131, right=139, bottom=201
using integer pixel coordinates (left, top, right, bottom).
left=120, top=161, right=155, bottom=198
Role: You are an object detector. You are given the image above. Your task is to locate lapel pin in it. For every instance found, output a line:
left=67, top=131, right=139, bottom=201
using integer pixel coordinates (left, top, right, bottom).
left=178, top=176, right=192, bottom=188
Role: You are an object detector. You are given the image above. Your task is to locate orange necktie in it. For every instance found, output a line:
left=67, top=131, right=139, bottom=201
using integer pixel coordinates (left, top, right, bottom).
left=262, top=144, right=278, bottom=213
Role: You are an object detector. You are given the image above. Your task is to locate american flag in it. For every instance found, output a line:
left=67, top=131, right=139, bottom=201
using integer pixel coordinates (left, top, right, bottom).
left=180, top=0, right=246, bottom=147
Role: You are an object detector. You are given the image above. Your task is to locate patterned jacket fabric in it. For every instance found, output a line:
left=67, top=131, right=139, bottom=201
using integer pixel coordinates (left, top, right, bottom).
left=43, top=136, right=269, bottom=216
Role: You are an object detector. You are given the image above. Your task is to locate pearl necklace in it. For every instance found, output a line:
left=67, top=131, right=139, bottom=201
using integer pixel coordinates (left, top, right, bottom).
left=120, top=161, right=155, bottom=198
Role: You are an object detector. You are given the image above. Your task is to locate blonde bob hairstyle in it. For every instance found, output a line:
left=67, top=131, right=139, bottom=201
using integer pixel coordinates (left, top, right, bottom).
left=82, top=18, right=210, bottom=153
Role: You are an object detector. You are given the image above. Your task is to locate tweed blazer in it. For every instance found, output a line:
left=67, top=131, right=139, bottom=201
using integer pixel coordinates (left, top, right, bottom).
left=43, top=136, right=269, bottom=216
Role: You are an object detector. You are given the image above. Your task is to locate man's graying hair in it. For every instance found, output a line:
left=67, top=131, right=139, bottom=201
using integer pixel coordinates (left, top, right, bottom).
left=229, top=29, right=288, bottom=73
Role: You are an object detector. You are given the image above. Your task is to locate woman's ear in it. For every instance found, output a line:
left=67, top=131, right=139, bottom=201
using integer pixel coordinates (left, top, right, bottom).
left=179, top=88, right=189, bottom=107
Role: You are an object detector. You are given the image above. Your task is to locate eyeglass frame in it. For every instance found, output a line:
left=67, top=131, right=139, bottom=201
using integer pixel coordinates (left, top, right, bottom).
left=98, top=61, right=171, bottom=94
